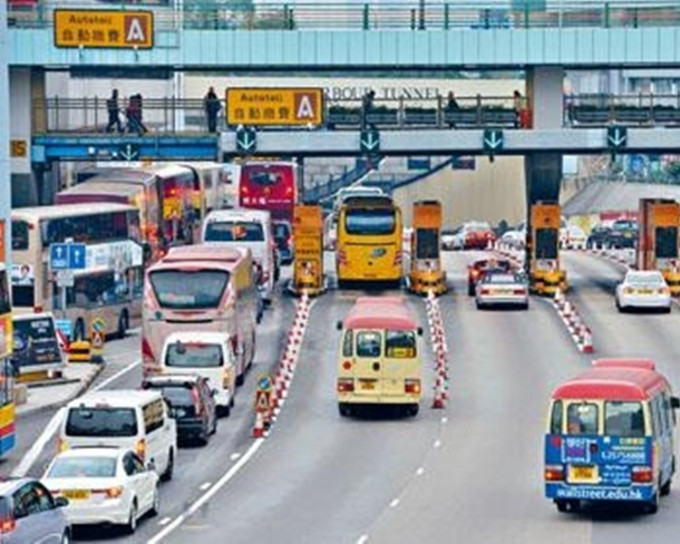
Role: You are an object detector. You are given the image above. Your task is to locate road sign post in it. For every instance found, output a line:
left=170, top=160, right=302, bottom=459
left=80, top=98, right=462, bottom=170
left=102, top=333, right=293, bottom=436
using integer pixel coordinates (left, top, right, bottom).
left=90, top=318, right=106, bottom=363
left=254, top=374, right=273, bottom=427
left=49, top=242, right=86, bottom=320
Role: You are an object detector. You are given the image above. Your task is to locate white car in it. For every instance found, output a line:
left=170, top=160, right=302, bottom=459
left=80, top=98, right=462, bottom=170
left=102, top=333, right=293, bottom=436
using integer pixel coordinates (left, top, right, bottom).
left=42, top=447, right=159, bottom=534
left=501, top=229, right=526, bottom=250
left=561, top=225, right=587, bottom=250
left=475, top=270, right=529, bottom=310
left=615, top=270, right=671, bottom=313
left=441, top=228, right=460, bottom=250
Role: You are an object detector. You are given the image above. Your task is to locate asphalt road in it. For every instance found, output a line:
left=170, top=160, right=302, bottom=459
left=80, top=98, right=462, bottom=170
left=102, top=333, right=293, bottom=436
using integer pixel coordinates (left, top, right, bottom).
left=12, top=251, right=680, bottom=544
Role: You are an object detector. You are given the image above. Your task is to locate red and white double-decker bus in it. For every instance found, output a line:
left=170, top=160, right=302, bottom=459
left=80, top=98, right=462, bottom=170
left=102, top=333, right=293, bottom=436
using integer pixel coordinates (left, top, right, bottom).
left=238, top=161, right=298, bottom=222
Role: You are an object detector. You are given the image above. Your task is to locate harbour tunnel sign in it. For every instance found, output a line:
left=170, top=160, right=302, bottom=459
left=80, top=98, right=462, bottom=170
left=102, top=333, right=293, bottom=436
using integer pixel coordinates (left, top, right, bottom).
left=54, top=10, right=154, bottom=49
left=226, top=88, right=324, bottom=127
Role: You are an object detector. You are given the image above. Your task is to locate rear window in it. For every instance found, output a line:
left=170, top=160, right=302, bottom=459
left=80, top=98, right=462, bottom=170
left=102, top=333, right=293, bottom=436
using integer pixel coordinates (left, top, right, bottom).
left=165, top=343, right=223, bottom=368
left=65, top=407, right=138, bottom=437
left=604, top=401, right=645, bottom=437
left=628, top=273, right=664, bottom=286
left=47, top=456, right=118, bottom=478
left=204, top=221, right=264, bottom=242
left=385, top=330, right=416, bottom=358
left=356, top=331, right=382, bottom=358
left=149, top=270, right=229, bottom=310
left=151, top=385, right=195, bottom=407
left=566, top=402, right=598, bottom=435
left=345, top=209, right=396, bottom=236
left=483, top=274, right=517, bottom=284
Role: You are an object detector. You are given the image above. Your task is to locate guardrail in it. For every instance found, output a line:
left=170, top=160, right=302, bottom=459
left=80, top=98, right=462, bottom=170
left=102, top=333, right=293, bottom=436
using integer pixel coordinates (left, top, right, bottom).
left=565, top=93, right=680, bottom=127
left=32, top=95, right=524, bottom=134
left=8, top=1, right=680, bottom=31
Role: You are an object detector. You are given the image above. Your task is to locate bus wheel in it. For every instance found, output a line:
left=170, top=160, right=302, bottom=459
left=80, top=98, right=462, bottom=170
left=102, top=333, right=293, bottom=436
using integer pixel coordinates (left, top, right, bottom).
left=117, top=311, right=129, bottom=340
left=74, top=320, right=86, bottom=342
left=406, top=404, right=419, bottom=417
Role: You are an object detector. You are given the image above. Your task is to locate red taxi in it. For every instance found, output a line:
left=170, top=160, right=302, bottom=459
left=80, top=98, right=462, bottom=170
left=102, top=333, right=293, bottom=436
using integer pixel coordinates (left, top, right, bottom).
left=467, top=257, right=513, bottom=296
left=462, top=222, right=497, bottom=250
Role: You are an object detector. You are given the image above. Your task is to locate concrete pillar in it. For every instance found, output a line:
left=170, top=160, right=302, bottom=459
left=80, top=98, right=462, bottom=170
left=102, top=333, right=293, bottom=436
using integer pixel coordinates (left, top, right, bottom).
left=526, top=66, right=564, bottom=130
left=0, top=1, right=10, bottom=267
left=10, top=67, right=46, bottom=206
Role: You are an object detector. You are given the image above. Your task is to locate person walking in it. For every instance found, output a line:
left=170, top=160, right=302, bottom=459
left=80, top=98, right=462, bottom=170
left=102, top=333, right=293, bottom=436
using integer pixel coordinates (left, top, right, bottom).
left=204, top=86, right=221, bottom=133
left=126, top=94, right=148, bottom=135
left=105, top=89, right=123, bottom=133
left=361, top=89, right=375, bottom=130
left=446, top=91, right=460, bottom=128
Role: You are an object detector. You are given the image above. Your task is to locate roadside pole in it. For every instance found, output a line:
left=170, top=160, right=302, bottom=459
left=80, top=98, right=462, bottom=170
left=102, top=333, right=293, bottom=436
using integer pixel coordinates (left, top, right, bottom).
left=0, top=0, right=11, bottom=272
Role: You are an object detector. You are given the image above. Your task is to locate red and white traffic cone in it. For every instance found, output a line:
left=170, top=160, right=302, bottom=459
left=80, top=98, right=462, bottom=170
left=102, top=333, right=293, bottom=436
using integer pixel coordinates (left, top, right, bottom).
left=253, top=412, right=266, bottom=438
left=580, top=326, right=594, bottom=353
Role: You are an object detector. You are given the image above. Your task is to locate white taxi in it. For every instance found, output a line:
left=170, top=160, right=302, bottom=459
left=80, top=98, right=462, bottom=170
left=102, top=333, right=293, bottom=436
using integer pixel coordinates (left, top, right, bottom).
left=42, top=447, right=159, bottom=534
left=475, top=271, right=529, bottom=310
left=615, top=270, right=671, bottom=313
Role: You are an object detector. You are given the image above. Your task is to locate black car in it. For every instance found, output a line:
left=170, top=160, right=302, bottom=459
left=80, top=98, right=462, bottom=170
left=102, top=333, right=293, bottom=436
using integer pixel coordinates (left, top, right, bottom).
left=605, top=219, right=638, bottom=249
left=586, top=224, right=612, bottom=249
left=273, top=220, right=294, bottom=265
left=142, top=375, right=218, bottom=446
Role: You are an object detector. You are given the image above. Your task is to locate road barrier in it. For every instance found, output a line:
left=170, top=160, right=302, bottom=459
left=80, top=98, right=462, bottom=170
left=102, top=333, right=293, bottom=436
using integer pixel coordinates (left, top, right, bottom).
left=552, top=288, right=594, bottom=353
left=252, top=293, right=312, bottom=438
left=426, top=291, right=449, bottom=409
left=586, top=247, right=635, bottom=270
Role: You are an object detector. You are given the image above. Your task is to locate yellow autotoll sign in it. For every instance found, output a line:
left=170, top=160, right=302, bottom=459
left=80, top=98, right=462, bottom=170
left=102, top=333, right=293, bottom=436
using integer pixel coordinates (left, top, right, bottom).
left=54, top=10, right=154, bottom=49
left=226, top=88, right=324, bottom=126
left=10, top=140, right=27, bottom=158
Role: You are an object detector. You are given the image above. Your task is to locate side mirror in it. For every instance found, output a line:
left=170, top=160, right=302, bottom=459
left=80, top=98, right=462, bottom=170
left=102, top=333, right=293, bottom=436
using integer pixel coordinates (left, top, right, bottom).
left=336, top=321, right=343, bottom=331
left=146, top=460, right=156, bottom=472
left=671, top=397, right=680, bottom=410
left=54, top=497, right=69, bottom=508
left=417, top=327, right=424, bottom=337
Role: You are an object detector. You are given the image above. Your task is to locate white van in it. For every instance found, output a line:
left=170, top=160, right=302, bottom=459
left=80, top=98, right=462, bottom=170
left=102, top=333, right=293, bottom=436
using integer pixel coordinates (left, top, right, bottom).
left=159, top=332, right=238, bottom=416
left=60, top=390, right=177, bottom=481
left=202, top=209, right=278, bottom=302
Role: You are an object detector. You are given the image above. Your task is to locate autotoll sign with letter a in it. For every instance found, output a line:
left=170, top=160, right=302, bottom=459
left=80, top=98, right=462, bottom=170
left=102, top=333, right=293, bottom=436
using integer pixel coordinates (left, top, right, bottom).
left=226, top=88, right=324, bottom=127
left=54, top=10, right=154, bottom=49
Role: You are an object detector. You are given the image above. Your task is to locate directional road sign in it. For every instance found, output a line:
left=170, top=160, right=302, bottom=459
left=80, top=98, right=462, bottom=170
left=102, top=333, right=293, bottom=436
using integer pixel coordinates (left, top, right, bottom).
left=50, top=243, right=87, bottom=271
left=118, top=143, right=140, bottom=161
left=236, top=127, right=257, bottom=154
left=483, top=129, right=504, bottom=153
left=360, top=128, right=380, bottom=155
left=607, top=126, right=628, bottom=149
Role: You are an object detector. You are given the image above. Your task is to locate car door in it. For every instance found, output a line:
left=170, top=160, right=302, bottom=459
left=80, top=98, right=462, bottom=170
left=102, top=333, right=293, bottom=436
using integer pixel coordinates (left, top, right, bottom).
left=11, top=483, right=63, bottom=544
left=130, top=453, right=155, bottom=512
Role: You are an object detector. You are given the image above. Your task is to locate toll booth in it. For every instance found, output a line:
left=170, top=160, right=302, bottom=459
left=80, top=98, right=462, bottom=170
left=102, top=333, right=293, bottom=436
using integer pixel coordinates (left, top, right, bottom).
left=407, top=200, right=447, bottom=295
left=529, top=202, right=567, bottom=296
left=637, top=198, right=680, bottom=295
left=291, top=204, right=325, bottom=296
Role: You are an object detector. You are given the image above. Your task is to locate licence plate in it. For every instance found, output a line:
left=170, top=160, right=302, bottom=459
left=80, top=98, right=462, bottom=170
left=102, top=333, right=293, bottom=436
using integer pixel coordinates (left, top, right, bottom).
left=359, top=379, right=376, bottom=390
left=568, top=465, right=598, bottom=484
left=637, top=289, right=653, bottom=294
left=495, top=289, right=513, bottom=295
left=62, top=489, right=90, bottom=500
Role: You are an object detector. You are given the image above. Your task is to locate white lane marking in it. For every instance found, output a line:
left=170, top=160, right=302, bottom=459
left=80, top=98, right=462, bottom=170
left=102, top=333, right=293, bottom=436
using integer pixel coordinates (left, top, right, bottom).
left=199, top=482, right=211, bottom=491
left=434, top=440, right=441, bottom=449
left=12, top=407, right=65, bottom=477
left=357, top=536, right=369, bottom=544
left=93, top=359, right=141, bottom=391
left=416, top=467, right=425, bottom=476
left=230, top=453, right=241, bottom=461
left=12, top=359, right=141, bottom=478
left=389, top=498, right=400, bottom=508
left=147, top=438, right=264, bottom=544
left=158, top=517, right=172, bottom=526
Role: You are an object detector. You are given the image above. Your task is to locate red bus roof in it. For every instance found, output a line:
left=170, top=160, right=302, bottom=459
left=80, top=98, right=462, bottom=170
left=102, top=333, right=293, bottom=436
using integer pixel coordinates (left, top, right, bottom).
left=343, top=297, right=418, bottom=331
left=552, top=358, right=670, bottom=401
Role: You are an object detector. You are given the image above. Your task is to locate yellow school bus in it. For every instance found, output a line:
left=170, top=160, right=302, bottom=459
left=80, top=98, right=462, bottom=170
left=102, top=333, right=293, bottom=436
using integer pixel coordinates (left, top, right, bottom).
left=530, top=202, right=567, bottom=296
left=336, top=296, right=423, bottom=418
left=408, top=200, right=446, bottom=295
left=637, top=198, right=680, bottom=295
left=292, top=204, right=324, bottom=296
left=336, top=196, right=403, bottom=288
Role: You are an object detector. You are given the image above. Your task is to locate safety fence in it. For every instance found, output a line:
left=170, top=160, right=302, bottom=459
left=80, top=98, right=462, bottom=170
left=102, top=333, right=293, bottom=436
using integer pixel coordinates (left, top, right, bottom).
left=425, top=291, right=449, bottom=410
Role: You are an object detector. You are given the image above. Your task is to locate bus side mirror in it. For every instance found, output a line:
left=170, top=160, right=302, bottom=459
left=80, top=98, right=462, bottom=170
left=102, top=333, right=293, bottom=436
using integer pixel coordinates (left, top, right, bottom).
left=336, top=321, right=343, bottom=331
left=671, top=397, right=680, bottom=410
left=417, top=327, right=423, bottom=336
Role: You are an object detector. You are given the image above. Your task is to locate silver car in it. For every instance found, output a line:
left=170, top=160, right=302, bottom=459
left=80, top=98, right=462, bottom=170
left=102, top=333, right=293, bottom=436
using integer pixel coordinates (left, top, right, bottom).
left=0, top=478, right=70, bottom=543
left=475, top=271, right=529, bottom=310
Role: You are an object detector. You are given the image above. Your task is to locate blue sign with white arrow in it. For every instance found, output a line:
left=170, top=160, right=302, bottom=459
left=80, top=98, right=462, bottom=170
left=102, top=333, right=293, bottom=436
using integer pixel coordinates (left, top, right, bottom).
left=483, top=129, right=504, bottom=153
left=607, top=126, right=627, bottom=150
left=236, top=127, right=257, bottom=154
left=49, top=243, right=87, bottom=271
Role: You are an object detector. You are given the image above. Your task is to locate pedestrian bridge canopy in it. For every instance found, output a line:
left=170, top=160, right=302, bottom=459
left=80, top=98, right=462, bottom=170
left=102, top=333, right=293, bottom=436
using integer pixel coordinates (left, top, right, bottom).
left=8, top=1, right=680, bottom=69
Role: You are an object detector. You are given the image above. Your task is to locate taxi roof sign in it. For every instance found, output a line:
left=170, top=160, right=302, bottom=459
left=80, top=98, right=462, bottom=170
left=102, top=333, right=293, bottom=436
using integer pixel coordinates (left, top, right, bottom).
left=54, top=10, right=154, bottom=49
left=226, top=88, right=324, bottom=127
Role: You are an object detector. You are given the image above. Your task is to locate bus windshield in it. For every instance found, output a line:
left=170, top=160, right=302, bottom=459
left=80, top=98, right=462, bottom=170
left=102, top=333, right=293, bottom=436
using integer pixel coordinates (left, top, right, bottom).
left=149, top=270, right=230, bottom=310
left=345, top=209, right=396, bottom=235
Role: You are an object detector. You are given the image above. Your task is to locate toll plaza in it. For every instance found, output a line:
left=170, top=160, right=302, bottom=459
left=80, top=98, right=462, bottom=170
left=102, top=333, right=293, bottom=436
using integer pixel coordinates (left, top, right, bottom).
left=637, top=198, right=680, bottom=295
left=407, top=200, right=446, bottom=296
left=528, top=202, right=567, bottom=297
left=289, top=204, right=325, bottom=297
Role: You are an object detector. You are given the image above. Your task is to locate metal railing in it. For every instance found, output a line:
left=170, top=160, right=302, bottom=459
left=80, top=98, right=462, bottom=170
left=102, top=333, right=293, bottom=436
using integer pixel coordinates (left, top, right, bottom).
left=565, top=93, right=680, bottom=127
left=9, top=1, right=680, bottom=31
left=32, top=94, right=525, bottom=134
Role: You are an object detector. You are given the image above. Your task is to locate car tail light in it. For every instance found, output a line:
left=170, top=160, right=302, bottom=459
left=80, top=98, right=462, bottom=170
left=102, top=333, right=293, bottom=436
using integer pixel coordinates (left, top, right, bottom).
left=513, top=288, right=526, bottom=295
left=240, top=184, right=249, bottom=195
left=481, top=288, right=490, bottom=295
left=544, top=465, right=564, bottom=481
left=631, top=466, right=654, bottom=483
left=191, top=388, right=202, bottom=414
left=404, top=379, right=421, bottom=395
left=286, top=186, right=293, bottom=195
left=135, top=439, right=147, bottom=461
left=0, top=518, right=16, bottom=534
left=337, top=378, right=354, bottom=393
left=105, top=487, right=123, bottom=499
left=34, top=305, right=43, bottom=313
